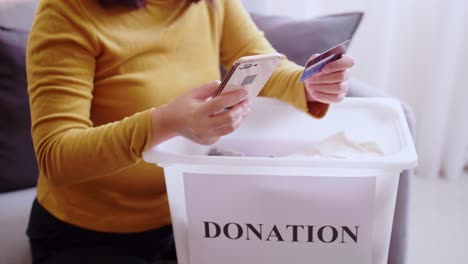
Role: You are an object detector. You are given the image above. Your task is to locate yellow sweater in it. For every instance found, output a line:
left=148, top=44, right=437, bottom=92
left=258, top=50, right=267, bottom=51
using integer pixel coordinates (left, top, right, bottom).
left=27, top=0, right=311, bottom=233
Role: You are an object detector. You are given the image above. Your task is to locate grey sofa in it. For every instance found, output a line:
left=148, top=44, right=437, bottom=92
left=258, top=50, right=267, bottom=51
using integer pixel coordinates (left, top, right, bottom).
left=0, top=1, right=413, bottom=264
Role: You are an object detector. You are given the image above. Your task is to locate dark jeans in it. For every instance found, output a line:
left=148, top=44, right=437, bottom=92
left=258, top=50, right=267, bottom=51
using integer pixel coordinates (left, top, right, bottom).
left=26, top=199, right=177, bottom=264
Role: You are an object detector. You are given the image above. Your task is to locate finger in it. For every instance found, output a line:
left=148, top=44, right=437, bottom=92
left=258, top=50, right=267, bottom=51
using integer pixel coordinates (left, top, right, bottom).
left=307, top=70, right=349, bottom=85
left=210, top=111, right=245, bottom=136
left=306, top=53, right=320, bottom=62
left=189, top=80, right=221, bottom=99
left=306, top=81, right=349, bottom=95
left=197, top=136, right=221, bottom=146
left=201, top=89, right=248, bottom=115
left=308, top=90, right=346, bottom=104
left=208, top=100, right=249, bottom=129
left=321, top=55, right=355, bottom=73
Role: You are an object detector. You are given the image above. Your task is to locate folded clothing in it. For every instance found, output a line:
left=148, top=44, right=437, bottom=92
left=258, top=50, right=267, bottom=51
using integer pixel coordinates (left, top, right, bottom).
left=283, top=131, right=384, bottom=158
left=207, top=131, right=384, bottom=159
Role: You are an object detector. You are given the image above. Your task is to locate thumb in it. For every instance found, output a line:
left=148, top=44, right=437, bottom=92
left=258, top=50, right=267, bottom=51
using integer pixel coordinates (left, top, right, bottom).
left=189, top=80, right=221, bottom=100
left=307, top=53, right=320, bottom=62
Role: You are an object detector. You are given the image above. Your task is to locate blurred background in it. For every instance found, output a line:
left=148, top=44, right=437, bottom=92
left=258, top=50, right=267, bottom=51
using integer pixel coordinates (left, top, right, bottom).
left=242, top=0, right=468, bottom=263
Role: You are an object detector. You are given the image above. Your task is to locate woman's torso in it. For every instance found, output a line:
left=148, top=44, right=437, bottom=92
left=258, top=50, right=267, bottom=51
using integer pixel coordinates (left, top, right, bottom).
left=35, top=0, right=223, bottom=233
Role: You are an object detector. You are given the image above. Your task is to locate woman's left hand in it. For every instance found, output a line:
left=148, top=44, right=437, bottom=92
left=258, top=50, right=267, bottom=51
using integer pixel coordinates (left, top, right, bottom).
left=304, top=55, right=355, bottom=104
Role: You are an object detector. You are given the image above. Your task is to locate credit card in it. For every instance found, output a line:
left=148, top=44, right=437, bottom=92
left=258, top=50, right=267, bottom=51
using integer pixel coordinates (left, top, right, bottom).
left=300, top=39, right=351, bottom=82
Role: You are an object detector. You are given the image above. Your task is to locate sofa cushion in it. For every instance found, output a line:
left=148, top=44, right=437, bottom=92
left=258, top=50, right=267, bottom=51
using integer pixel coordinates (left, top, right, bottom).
left=251, top=12, right=363, bottom=66
left=0, top=187, right=36, bottom=264
left=0, top=1, right=38, bottom=32
left=0, top=26, right=38, bottom=193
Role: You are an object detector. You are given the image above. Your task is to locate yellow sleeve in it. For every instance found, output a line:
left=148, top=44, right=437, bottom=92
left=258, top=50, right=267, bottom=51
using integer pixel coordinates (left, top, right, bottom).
left=219, top=0, right=327, bottom=116
left=27, top=0, right=153, bottom=185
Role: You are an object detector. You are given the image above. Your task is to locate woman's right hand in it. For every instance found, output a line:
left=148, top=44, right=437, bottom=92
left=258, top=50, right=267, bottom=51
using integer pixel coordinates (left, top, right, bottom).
left=150, top=80, right=252, bottom=146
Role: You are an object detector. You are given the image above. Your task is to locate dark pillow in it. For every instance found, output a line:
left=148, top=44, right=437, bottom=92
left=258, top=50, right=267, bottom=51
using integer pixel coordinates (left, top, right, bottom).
left=0, top=26, right=38, bottom=193
left=251, top=12, right=363, bottom=66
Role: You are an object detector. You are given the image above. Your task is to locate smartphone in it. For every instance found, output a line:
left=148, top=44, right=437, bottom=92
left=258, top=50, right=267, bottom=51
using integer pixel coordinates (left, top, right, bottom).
left=214, top=53, right=282, bottom=100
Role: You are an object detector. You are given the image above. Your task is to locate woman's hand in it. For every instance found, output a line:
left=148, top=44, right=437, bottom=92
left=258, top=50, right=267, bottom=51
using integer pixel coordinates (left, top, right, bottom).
left=151, top=81, right=251, bottom=146
left=304, top=55, right=355, bottom=104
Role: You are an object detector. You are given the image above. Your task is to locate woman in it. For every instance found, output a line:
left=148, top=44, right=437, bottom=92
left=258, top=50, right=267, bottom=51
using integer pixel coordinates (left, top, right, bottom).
left=26, top=0, right=354, bottom=263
